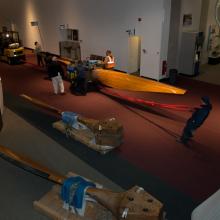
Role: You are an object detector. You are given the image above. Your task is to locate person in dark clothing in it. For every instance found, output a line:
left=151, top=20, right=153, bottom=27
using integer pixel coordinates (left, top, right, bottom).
left=48, top=56, right=65, bottom=95
left=44, top=52, right=52, bottom=68
left=43, top=52, right=52, bottom=79
left=178, top=96, right=212, bottom=144
left=73, top=60, right=87, bottom=95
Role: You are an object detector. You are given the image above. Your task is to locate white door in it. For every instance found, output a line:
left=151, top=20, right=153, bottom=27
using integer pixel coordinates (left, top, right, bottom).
left=127, top=36, right=141, bottom=74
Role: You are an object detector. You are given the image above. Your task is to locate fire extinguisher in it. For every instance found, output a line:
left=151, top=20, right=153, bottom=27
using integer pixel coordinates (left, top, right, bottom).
left=162, top=60, right=167, bottom=75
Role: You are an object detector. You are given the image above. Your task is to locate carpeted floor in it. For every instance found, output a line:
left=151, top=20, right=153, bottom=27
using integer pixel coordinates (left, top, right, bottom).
left=0, top=55, right=220, bottom=219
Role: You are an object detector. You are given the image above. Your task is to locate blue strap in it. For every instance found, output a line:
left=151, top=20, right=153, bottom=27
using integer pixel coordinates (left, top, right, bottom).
left=61, top=176, right=96, bottom=209
left=71, top=179, right=95, bottom=209
left=61, top=111, right=78, bottom=126
left=61, top=177, right=77, bottom=204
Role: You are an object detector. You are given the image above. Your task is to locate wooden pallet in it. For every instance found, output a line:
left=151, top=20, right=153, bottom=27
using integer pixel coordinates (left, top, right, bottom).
left=34, top=173, right=116, bottom=220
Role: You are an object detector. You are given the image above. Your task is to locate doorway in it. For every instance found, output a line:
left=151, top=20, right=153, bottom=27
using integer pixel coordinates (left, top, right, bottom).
left=127, top=36, right=141, bottom=75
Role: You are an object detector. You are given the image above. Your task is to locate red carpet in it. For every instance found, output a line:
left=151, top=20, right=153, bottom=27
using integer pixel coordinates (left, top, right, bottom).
left=1, top=55, right=220, bottom=201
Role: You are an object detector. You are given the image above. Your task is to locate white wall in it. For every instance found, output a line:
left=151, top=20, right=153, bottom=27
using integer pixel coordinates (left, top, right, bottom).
left=0, top=0, right=170, bottom=80
left=207, top=0, right=218, bottom=24
left=167, top=0, right=182, bottom=70
left=180, top=0, right=202, bottom=32
left=200, top=0, right=219, bottom=64
left=160, top=0, right=171, bottom=78
left=177, top=0, right=202, bottom=69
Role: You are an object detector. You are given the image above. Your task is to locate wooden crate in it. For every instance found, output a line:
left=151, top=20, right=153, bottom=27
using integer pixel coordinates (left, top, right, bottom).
left=34, top=173, right=165, bottom=220
left=77, top=117, right=123, bottom=135
left=52, top=121, right=119, bottom=154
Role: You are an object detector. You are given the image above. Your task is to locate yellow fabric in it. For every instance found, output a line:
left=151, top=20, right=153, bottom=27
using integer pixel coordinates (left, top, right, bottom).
left=93, top=69, right=186, bottom=94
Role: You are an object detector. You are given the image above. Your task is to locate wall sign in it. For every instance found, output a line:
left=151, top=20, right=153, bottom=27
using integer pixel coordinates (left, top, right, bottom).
left=30, top=21, right=39, bottom=26
left=183, top=14, right=192, bottom=27
left=59, top=24, right=66, bottom=30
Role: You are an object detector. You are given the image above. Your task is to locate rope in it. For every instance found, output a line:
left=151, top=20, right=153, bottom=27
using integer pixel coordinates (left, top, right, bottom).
left=122, top=104, right=180, bottom=139
left=99, top=86, right=194, bottom=112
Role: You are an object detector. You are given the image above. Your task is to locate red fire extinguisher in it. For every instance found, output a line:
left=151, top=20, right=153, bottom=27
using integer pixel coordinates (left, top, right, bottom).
left=162, top=60, right=167, bottom=75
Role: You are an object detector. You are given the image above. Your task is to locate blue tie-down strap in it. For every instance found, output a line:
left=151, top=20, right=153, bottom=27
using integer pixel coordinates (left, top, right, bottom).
left=61, top=176, right=96, bottom=215
left=61, top=177, right=77, bottom=205
left=71, top=179, right=96, bottom=209
left=61, top=112, right=78, bottom=127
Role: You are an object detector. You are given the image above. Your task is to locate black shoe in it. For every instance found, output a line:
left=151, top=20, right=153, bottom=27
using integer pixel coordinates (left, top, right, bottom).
left=176, top=139, right=183, bottom=143
left=176, top=138, right=189, bottom=145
